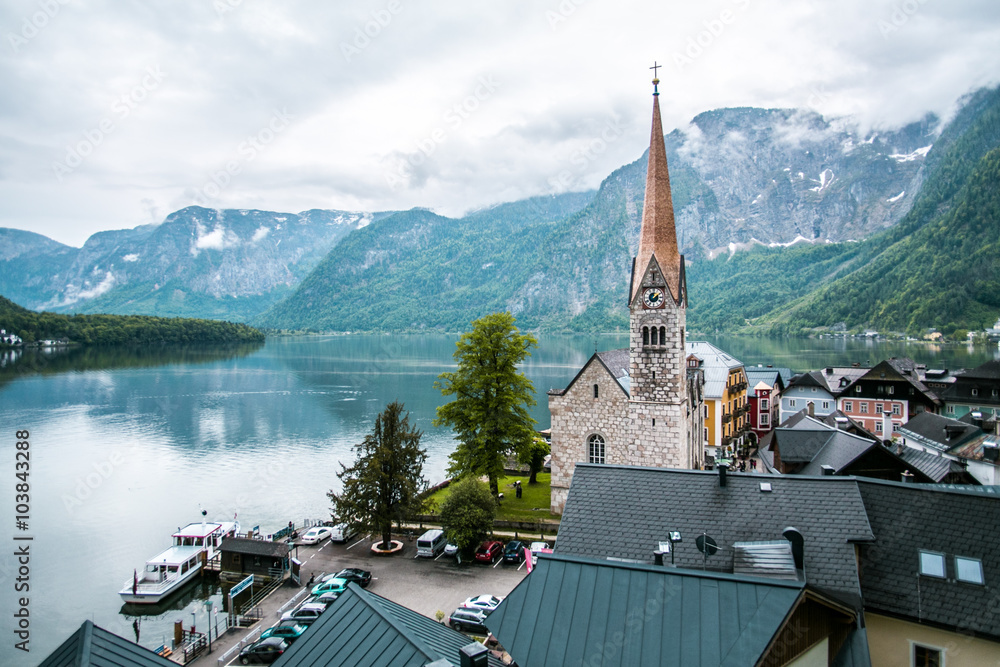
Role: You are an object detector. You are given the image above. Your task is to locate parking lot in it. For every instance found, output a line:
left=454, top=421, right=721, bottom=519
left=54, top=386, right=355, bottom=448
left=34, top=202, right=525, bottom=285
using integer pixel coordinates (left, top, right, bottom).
left=201, top=533, right=530, bottom=665
left=294, top=533, right=530, bottom=620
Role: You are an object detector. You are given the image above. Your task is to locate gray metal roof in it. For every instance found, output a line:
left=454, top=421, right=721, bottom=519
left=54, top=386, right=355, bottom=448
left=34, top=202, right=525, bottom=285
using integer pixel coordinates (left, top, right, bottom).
left=898, top=447, right=957, bottom=482
left=485, top=553, right=805, bottom=667
left=221, top=536, right=291, bottom=557
left=744, top=369, right=783, bottom=397
left=40, top=621, right=177, bottom=667
left=856, top=479, right=1000, bottom=641
left=897, top=411, right=984, bottom=452
left=686, top=341, right=743, bottom=398
left=797, top=432, right=881, bottom=476
left=770, top=429, right=837, bottom=463
left=555, top=465, right=873, bottom=607
left=274, top=583, right=477, bottom=667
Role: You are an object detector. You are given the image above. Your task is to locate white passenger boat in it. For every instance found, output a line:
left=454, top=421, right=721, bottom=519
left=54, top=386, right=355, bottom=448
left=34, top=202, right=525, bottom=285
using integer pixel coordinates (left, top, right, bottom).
left=120, top=518, right=239, bottom=604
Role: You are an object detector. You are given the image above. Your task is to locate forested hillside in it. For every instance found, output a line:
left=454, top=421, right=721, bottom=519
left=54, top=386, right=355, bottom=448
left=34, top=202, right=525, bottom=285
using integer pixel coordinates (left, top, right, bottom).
left=0, top=295, right=265, bottom=345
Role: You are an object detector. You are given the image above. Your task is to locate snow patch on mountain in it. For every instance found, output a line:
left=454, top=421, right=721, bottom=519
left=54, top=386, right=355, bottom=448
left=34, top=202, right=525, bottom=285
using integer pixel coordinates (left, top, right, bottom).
left=887, top=191, right=906, bottom=203
left=889, top=145, right=931, bottom=162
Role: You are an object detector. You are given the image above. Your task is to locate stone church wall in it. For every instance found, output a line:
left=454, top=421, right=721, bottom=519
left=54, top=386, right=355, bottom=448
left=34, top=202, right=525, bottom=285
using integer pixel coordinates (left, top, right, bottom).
left=548, top=359, right=630, bottom=514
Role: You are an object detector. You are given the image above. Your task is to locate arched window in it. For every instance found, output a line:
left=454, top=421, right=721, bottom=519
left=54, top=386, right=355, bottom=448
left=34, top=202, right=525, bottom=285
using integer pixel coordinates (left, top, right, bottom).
left=642, top=327, right=649, bottom=346
left=651, top=327, right=658, bottom=345
left=588, top=434, right=606, bottom=464
left=659, top=327, right=666, bottom=345
left=593, top=384, right=599, bottom=399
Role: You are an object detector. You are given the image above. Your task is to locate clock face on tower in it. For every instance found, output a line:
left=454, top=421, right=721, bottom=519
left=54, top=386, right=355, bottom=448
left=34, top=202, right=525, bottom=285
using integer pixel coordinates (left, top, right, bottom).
left=642, top=287, right=665, bottom=309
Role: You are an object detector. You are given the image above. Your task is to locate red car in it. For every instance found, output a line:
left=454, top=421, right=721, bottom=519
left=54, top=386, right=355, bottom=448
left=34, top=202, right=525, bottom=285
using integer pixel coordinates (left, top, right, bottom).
left=474, top=540, right=503, bottom=563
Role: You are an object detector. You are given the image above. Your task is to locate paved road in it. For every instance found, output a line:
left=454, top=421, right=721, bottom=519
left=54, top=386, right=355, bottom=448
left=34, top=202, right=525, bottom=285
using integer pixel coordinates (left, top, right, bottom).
left=190, top=534, right=528, bottom=665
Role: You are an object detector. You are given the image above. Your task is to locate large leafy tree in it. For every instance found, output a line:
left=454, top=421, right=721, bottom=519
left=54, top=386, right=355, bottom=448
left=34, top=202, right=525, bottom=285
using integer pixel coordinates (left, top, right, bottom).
left=439, top=477, right=496, bottom=553
left=328, top=401, right=427, bottom=550
left=434, top=311, right=538, bottom=497
left=517, top=436, right=550, bottom=485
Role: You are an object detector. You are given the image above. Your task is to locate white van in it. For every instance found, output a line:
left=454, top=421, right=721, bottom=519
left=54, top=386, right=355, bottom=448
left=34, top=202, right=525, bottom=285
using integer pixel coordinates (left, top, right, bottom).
left=416, top=529, right=447, bottom=557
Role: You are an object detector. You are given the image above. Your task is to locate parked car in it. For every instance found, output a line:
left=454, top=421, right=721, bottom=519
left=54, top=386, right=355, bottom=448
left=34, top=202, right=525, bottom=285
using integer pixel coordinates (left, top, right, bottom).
left=238, top=637, right=289, bottom=664
left=311, top=577, right=348, bottom=597
left=503, top=540, right=526, bottom=564
left=529, top=541, right=551, bottom=565
left=302, top=592, right=340, bottom=609
left=474, top=540, right=503, bottom=563
left=281, top=602, right=327, bottom=625
left=299, top=526, right=332, bottom=545
left=461, top=594, right=504, bottom=612
left=261, top=622, right=308, bottom=643
left=443, top=543, right=459, bottom=558
left=332, top=567, right=371, bottom=588
left=329, top=523, right=358, bottom=543
left=448, top=607, right=490, bottom=634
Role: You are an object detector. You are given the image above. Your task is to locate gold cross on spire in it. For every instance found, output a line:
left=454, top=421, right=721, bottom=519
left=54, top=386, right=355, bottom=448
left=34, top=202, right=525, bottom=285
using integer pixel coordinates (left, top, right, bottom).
left=650, top=61, right=661, bottom=96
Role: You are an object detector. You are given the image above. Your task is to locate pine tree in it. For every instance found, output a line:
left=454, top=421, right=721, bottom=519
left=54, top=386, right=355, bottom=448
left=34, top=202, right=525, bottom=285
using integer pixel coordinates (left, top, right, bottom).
left=328, top=401, right=427, bottom=550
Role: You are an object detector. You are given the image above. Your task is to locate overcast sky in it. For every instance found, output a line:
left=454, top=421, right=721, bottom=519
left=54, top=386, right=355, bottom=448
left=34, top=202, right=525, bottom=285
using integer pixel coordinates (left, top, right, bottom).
left=1, top=0, right=998, bottom=247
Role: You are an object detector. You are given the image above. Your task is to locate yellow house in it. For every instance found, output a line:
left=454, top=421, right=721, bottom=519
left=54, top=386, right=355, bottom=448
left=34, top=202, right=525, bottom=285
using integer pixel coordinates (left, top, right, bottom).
left=687, top=341, right=748, bottom=464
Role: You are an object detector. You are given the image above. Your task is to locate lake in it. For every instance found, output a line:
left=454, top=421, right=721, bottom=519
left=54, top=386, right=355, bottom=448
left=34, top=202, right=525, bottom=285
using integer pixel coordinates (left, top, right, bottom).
left=1, top=334, right=997, bottom=665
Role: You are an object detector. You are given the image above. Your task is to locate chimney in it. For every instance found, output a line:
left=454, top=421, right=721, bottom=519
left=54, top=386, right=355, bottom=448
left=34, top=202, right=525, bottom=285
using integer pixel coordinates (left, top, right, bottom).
left=834, top=417, right=849, bottom=431
left=901, top=470, right=915, bottom=483
left=820, top=465, right=835, bottom=476
left=825, top=367, right=833, bottom=375
left=653, top=541, right=670, bottom=566
left=782, top=526, right=805, bottom=573
left=460, top=642, right=489, bottom=667
left=807, top=402, right=815, bottom=418
left=882, top=410, right=893, bottom=440
left=718, top=463, right=728, bottom=487
left=896, top=441, right=905, bottom=456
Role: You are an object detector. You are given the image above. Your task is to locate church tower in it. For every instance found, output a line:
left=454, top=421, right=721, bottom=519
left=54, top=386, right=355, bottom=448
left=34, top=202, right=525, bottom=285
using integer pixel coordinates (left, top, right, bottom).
left=626, top=70, right=691, bottom=467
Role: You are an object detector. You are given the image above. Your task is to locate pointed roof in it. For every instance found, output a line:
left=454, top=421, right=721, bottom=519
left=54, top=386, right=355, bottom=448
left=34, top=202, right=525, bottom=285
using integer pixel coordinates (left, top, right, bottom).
left=273, top=582, right=483, bottom=666
left=633, top=89, right=683, bottom=303
left=40, top=621, right=177, bottom=667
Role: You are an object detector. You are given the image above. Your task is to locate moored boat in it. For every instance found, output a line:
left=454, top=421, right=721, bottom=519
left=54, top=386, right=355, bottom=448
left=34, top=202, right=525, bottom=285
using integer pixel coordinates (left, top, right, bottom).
left=120, top=518, right=239, bottom=604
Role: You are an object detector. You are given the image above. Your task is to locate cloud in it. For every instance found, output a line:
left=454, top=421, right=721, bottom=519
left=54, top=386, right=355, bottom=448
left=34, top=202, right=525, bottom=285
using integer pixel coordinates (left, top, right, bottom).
left=0, top=0, right=998, bottom=245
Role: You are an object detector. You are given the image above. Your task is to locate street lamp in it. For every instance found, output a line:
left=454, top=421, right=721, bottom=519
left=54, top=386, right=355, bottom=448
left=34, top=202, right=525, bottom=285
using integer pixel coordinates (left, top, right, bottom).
left=668, top=531, right=682, bottom=566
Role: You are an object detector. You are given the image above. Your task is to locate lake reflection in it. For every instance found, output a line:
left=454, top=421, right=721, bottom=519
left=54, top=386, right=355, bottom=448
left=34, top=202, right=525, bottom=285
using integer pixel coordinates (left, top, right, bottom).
left=0, top=333, right=996, bottom=665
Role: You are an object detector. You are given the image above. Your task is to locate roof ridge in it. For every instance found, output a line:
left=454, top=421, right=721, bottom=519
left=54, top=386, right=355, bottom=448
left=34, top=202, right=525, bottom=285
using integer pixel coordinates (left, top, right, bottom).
left=345, top=583, right=440, bottom=662
left=541, top=552, right=806, bottom=589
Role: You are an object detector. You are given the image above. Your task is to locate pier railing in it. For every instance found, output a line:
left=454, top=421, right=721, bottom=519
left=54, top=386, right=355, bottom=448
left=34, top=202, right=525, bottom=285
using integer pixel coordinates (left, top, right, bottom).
left=216, top=626, right=261, bottom=667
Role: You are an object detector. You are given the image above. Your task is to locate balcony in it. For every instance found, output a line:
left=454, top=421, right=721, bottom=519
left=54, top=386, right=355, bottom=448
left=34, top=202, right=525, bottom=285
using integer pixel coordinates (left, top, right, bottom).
left=721, top=413, right=733, bottom=424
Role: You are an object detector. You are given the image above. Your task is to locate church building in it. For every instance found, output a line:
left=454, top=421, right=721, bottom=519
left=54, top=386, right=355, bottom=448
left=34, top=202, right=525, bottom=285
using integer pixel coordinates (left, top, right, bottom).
left=548, top=76, right=705, bottom=514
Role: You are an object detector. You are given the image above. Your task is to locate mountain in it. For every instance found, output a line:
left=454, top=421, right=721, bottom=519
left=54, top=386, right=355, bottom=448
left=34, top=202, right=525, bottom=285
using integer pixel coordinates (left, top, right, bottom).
left=744, top=86, right=1000, bottom=335
left=0, top=207, right=383, bottom=322
left=5, top=90, right=997, bottom=334
left=256, top=192, right=597, bottom=331
left=260, top=104, right=943, bottom=333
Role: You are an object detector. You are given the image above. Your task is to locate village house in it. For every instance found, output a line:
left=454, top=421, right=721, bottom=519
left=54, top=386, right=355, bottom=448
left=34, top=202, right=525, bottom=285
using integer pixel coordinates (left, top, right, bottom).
left=941, top=359, right=1000, bottom=418
left=897, top=409, right=1000, bottom=485
left=779, top=365, right=869, bottom=424
left=686, top=341, right=749, bottom=463
left=745, top=366, right=788, bottom=441
left=837, top=358, right=942, bottom=435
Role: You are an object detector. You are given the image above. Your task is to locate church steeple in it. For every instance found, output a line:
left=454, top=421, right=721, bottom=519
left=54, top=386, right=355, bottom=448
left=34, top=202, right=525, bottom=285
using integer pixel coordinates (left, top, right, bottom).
left=631, top=72, right=684, bottom=305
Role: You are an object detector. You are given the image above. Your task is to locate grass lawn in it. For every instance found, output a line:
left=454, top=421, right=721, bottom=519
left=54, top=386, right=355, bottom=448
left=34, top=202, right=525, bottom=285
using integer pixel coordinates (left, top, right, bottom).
left=425, top=473, right=554, bottom=522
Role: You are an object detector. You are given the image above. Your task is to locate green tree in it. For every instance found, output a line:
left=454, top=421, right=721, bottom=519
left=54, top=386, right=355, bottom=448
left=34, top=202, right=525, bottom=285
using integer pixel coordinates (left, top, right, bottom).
left=434, top=312, right=538, bottom=497
left=327, top=401, right=427, bottom=550
left=439, top=477, right=496, bottom=553
left=517, top=436, right=550, bottom=485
